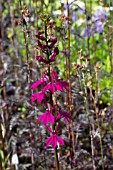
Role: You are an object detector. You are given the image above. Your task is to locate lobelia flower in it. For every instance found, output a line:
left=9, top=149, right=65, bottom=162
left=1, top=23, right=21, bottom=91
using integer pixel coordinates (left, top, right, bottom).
left=46, top=133, right=64, bottom=148
left=56, top=109, right=72, bottom=123
left=31, top=92, right=44, bottom=103
left=36, top=47, right=59, bottom=64
left=31, top=18, right=70, bottom=150
left=45, top=126, right=64, bottom=148
left=51, top=70, right=69, bottom=92
left=31, top=79, right=43, bottom=90
left=51, top=70, right=59, bottom=81
left=31, top=73, right=48, bottom=90
left=43, top=83, right=57, bottom=94
left=38, top=110, right=54, bottom=125
left=43, top=71, right=69, bottom=94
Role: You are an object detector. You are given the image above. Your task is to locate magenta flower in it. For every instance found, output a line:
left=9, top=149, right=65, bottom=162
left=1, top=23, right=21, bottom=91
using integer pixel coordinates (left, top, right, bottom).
left=51, top=70, right=59, bottom=81
left=43, top=83, right=56, bottom=94
left=31, top=92, right=44, bottom=103
left=31, top=73, right=48, bottom=90
left=56, top=81, right=69, bottom=91
left=46, top=133, right=64, bottom=148
left=43, top=71, right=69, bottom=94
left=43, top=82, right=66, bottom=94
left=38, top=110, right=54, bottom=125
left=31, top=21, right=70, bottom=151
left=31, top=79, right=43, bottom=90
left=51, top=71, right=69, bottom=91
left=56, top=110, right=72, bottom=123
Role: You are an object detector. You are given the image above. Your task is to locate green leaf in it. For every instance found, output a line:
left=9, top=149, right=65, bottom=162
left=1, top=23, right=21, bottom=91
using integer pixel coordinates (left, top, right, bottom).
left=105, top=56, right=111, bottom=73
left=1, top=123, right=5, bottom=138
left=4, top=153, right=11, bottom=167
left=0, top=150, right=4, bottom=160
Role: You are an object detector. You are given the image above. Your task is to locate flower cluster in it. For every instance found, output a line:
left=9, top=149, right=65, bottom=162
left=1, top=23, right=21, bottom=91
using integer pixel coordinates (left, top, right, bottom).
left=31, top=18, right=72, bottom=148
left=84, top=8, right=108, bottom=37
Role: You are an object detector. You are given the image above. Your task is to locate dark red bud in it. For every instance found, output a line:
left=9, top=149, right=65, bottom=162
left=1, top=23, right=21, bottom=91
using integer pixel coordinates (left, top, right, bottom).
left=54, top=47, right=59, bottom=55
left=36, top=32, right=46, bottom=40
left=48, top=37, right=57, bottom=43
left=37, top=40, right=47, bottom=49
left=36, top=56, right=49, bottom=64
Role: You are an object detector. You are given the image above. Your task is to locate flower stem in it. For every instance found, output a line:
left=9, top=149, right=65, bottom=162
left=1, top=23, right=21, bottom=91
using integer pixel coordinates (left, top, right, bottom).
left=54, top=147, right=60, bottom=170
left=82, top=72, right=96, bottom=170
left=44, top=21, right=60, bottom=170
left=94, top=68, right=104, bottom=170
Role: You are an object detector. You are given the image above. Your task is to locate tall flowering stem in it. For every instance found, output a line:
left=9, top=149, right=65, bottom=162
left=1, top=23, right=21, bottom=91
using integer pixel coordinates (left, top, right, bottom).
left=45, top=18, right=59, bottom=170
left=31, top=15, right=72, bottom=170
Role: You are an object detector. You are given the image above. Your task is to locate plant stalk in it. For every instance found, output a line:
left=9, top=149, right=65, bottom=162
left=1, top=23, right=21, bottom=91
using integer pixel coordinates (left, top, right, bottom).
left=45, top=22, right=60, bottom=170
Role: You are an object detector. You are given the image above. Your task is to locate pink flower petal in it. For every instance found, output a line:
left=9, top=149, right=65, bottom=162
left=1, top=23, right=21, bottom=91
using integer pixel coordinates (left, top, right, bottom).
left=31, top=92, right=44, bottom=103
left=60, top=81, right=69, bottom=91
left=38, top=114, right=45, bottom=123
left=55, top=82, right=63, bottom=91
left=51, top=84, right=56, bottom=93
left=56, top=113, right=61, bottom=121
left=45, top=125, right=53, bottom=133
left=52, top=135, right=57, bottom=148
left=31, top=79, right=43, bottom=90
left=38, top=111, right=54, bottom=125
left=43, top=83, right=56, bottom=94
left=59, top=110, right=72, bottom=120
left=51, top=71, right=58, bottom=81
left=46, top=134, right=64, bottom=148
left=46, top=136, right=53, bottom=147
left=49, top=113, right=54, bottom=124
left=56, top=136, right=64, bottom=146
